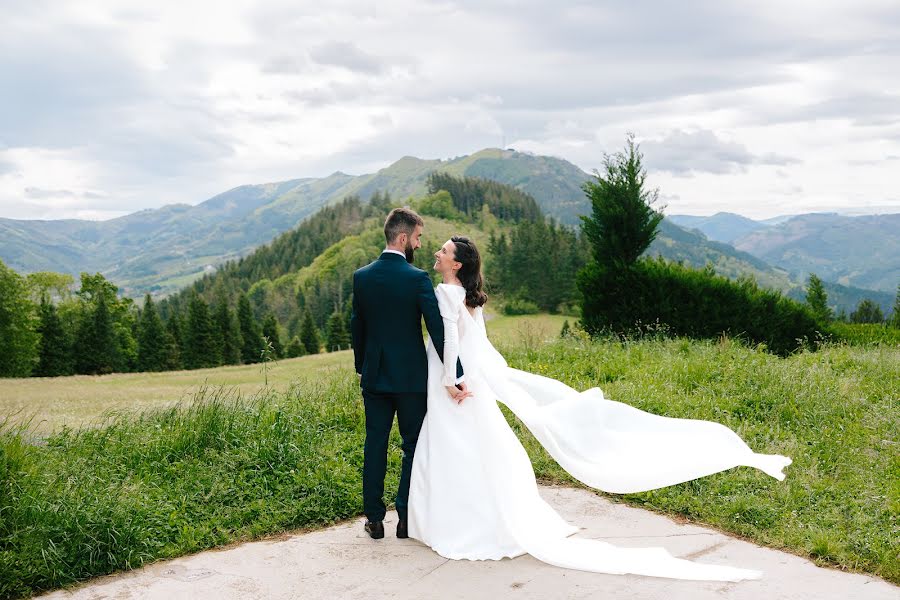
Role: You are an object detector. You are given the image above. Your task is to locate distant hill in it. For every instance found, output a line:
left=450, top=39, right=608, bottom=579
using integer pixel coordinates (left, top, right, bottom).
left=647, top=219, right=893, bottom=315
left=0, top=149, right=590, bottom=298
left=732, top=213, right=900, bottom=293
left=667, top=212, right=770, bottom=244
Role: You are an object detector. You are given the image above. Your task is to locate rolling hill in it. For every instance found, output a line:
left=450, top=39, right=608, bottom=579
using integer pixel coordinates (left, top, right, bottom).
left=0, top=149, right=590, bottom=297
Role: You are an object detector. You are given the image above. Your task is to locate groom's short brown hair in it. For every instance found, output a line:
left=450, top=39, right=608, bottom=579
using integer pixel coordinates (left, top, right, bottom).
left=384, top=207, right=424, bottom=244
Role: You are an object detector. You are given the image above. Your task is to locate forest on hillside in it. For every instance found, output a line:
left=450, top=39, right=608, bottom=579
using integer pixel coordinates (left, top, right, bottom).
left=2, top=164, right=899, bottom=378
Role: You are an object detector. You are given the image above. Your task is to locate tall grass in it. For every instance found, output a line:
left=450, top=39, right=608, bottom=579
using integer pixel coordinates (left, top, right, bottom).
left=1, top=337, right=898, bottom=598
left=1, top=375, right=388, bottom=599
left=498, top=334, right=899, bottom=584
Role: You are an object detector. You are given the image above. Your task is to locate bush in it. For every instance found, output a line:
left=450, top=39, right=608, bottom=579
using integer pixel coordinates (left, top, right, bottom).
left=577, top=256, right=825, bottom=356
left=502, top=297, right=540, bottom=315
left=827, top=322, right=900, bottom=346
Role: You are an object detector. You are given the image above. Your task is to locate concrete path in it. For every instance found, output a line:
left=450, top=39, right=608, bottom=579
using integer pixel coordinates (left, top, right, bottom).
left=39, top=486, right=897, bottom=600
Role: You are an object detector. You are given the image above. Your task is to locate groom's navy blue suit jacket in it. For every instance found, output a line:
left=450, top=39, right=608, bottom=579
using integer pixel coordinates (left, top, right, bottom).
left=350, top=252, right=462, bottom=393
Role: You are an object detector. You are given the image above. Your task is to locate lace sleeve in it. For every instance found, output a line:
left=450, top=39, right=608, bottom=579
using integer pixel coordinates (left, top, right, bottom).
left=436, top=286, right=462, bottom=387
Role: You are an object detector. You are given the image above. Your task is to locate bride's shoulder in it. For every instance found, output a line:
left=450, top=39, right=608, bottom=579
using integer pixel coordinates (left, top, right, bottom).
left=436, top=283, right=466, bottom=296
left=435, top=283, right=466, bottom=307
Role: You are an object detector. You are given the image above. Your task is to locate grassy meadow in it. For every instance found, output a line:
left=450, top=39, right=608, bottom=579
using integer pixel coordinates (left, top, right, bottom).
left=1, top=315, right=898, bottom=598
left=0, top=312, right=568, bottom=436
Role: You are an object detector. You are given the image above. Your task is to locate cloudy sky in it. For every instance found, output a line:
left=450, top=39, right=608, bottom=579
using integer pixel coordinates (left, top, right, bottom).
left=2, top=0, right=899, bottom=221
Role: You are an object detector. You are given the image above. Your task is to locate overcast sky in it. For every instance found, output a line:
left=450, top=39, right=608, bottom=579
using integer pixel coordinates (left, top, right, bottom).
left=2, top=0, right=899, bottom=221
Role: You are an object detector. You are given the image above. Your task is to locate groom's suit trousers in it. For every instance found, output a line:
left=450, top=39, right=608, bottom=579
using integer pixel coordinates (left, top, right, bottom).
left=362, top=390, right=427, bottom=522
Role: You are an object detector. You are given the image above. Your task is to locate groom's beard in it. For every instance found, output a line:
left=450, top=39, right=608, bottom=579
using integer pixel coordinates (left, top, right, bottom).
left=405, top=241, right=415, bottom=263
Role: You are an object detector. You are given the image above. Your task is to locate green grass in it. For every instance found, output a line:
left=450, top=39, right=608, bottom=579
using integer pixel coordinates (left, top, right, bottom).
left=0, top=311, right=563, bottom=436
left=828, top=322, right=900, bottom=346
left=1, top=331, right=898, bottom=597
left=498, top=334, right=899, bottom=584
left=0, top=351, right=353, bottom=436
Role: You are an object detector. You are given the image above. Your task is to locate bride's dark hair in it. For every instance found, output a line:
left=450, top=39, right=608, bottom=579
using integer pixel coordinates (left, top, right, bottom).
left=451, top=235, right=488, bottom=308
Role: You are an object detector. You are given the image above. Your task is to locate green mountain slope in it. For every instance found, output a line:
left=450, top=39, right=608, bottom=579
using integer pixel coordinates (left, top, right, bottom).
left=667, top=212, right=770, bottom=243
left=0, top=150, right=589, bottom=297
left=649, top=219, right=894, bottom=315
left=732, top=213, right=900, bottom=293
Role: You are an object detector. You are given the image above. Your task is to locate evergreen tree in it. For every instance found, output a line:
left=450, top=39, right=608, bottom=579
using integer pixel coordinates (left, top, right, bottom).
left=849, top=298, right=884, bottom=324
left=237, top=293, right=263, bottom=363
left=805, top=273, right=832, bottom=323
left=579, top=133, right=664, bottom=269
left=164, top=315, right=183, bottom=370
left=890, top=284, right=900, bottom=328
left=286, top=336, right=306, bottom=358
left=35, top=295, right=72, bottom=377
left=326, top=311, right=351, bottom=351
left=75, top=293, right=120, bottom=375
left=300, top=309, right=321, bottom=354
left=0, top=259, right=39, bottom=377
left=137, top=294, right=167, bottom=372
left=261, top=312, right=283, bottom=358
left=214, top=296, right=243, bottom=365
left=184, top=293, right=220, bottom=368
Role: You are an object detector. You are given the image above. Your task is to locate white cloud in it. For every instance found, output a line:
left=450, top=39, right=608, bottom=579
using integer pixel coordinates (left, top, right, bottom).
left=1, top=0, right=899, bottom=220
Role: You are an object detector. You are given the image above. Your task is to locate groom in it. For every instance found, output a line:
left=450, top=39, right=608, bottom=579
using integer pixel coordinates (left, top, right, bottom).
left=350, top=207, right=467, bottom=540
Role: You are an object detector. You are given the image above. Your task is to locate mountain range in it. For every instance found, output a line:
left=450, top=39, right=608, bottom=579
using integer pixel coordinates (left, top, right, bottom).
left=668, top=212, right=900, bottom=293
left=1, top=149, right=896, bottom=314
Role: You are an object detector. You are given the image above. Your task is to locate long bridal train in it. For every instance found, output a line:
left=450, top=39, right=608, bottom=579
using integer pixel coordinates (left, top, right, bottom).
left=408, top=284, right=791, bottom=582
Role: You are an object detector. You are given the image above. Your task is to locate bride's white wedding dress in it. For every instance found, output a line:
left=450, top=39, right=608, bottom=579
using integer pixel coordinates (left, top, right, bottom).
left=408, top=284, right=791, bottom=581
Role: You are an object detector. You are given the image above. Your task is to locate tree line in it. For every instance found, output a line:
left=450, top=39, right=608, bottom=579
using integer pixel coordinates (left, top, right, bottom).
left=0, top=264, right=353, bottom=378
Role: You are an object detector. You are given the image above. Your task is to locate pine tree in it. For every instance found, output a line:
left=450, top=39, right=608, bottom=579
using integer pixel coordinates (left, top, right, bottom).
left=35, top=294, right=72, bottom=377
left=261, top=313, right=283, bottom=358
left=184, top=293, right=220, bottom=368
left=300, top=309, right=321, bottom=354
left=849, top=299, right=884, bottom=324
left=76, top=293, right=120, bottom=375
left=286, top=336, right=306, bottom=358
left=805, top=273, right=832, bottom=323
left=237, top=293, right=262, bottom=364
left=326, top=311, right=351, bottom=351
left=164, top=315, right=183, bottom=370
left=214, top=296, right=243, bottom=365
left=890, top=283, right=900, bottom=328
left=580, top=133, right=664, bottom=269
left=137, top=294, right=167, bottom=372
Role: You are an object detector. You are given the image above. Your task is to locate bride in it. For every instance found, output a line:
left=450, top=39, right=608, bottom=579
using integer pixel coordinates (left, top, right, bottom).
left=407, top=235, right=792, bottom=581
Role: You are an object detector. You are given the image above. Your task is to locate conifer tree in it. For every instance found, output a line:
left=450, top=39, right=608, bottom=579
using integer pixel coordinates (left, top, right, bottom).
left=261, top=312, right=284, bottom=358
left=35, top=295, right=72, bottom=377
left=215, top=296, right=243, bottom=365
left=580, top=133, right=664, bottom=269
left=238, top=293, right=263, bottom=364
left=890, top=283, right=900, bottom=328
left=164, top=314, right=183, bottom=370
left=76, top=293, right=120, bottom=375
left=184, top=293, right=220, bottom=368
left=849, top=298, right=884, bottom=324
left=137, top=294, right=167, bottom=372
left=286, top=336, right=306, bottom=358
left=300, top=309, right=321, bottom=354
left=805, top=273, right=832, bottom=323
left=326, top=311, right=351, bottom=351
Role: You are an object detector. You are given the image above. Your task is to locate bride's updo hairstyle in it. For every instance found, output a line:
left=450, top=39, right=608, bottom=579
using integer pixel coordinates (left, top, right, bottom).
left=451, top=235, right=488, bottom=308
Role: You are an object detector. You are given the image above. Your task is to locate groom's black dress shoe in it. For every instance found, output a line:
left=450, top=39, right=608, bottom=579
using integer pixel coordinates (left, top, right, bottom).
left=364, top=520, right=384, bottom=539
left=396, top=519, right=408, bottom=539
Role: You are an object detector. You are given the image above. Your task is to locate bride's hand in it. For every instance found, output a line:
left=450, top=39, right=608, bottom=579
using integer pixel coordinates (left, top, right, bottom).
left=447, top=382, right=473, bottom=405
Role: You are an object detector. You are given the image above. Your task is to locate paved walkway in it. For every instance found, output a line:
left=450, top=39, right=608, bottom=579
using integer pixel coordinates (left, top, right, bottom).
left=39, top=486, right=897, bottom=600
